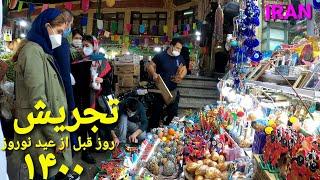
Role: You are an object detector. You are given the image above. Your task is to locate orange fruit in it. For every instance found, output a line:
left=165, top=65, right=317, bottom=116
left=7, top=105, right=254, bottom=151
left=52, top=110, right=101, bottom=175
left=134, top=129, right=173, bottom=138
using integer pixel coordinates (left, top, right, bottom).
left=168, top=128, right=175, bottom=136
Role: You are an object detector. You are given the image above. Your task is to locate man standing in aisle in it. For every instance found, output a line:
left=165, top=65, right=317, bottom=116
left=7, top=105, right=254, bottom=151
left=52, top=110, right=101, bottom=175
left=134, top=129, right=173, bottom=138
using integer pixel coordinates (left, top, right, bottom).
left=147, top=38, right=187, bottom=128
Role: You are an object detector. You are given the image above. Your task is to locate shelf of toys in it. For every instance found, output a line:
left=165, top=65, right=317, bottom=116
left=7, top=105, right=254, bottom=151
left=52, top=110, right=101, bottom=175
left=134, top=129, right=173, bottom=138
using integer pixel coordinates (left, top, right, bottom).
left=216, top=74, right=320, bottom=179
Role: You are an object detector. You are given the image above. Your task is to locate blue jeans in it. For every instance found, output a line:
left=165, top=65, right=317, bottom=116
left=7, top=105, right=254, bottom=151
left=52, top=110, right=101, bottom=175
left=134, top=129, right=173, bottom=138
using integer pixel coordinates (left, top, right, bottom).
left=117, top=115, right=146, bottom=143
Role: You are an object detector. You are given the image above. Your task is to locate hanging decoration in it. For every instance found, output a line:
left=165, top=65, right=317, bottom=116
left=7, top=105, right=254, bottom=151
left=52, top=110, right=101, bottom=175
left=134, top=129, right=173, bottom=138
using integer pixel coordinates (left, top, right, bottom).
left=65, top=2, right=73, bottom=11
left=28, top=3, right=36, bottom=15
left=82, top=0, right=90, bottom=13
left=17, top=1, right=23, bottom=12
left=174, top=25, right=178, bottom=33
left=183, top=31, right=189, bottom=36
left=114, top=34, right=120, bottom=42
left=185, top=24, right=190, bottom=32
left=104, top=31, right=110, bottom=37
left=139, top=24, right=145, bottom=34
left=154, top=37, right=159, bottom=44
left=97, top=19, right=103, bottom=30
left=213, top=2, right=224, bottom=48
left=80, top=16, right=88, bottom=26
left=134, top=38, right=140, bottom=46
left=228, top=0, right=261, bottom=91
left=111, top=35, right=115, bottom=41
left=41, top=4, right=49, bottom=12
left=151, top=25, right=157, bottom=35
left=106, top=0, right=116, bottom=7
left=125, top=24, right=132, bottom=33
left=193, top=23, right=197, bottom=30
left=111, top=22, right=118, bottom=33
left=163, top=25, right=168, bottom=34
left=144, top=37, right=149, bottom=47
left=9, top=0, right=18, bottom=9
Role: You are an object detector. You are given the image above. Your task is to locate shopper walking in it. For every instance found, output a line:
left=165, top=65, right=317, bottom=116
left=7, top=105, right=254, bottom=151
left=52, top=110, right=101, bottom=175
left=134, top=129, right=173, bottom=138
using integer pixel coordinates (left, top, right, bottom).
left=14, top=8, right=74, bottom=179
left=52, top=10, right=79, bottom=156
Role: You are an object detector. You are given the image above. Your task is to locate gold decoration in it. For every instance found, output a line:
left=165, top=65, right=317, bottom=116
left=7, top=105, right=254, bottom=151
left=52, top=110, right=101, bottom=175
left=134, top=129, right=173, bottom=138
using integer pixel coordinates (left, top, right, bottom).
left=106, top=0, right=115, bottom=7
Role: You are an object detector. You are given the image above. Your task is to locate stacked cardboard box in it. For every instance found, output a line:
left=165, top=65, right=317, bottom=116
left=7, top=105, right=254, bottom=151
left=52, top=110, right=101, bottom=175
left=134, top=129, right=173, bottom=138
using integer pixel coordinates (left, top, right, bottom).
left=114, top=62, right=140, bottom=96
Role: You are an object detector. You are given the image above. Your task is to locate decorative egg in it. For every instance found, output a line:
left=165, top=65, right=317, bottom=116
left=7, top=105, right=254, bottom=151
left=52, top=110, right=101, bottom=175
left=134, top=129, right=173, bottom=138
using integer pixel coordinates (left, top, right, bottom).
left=106, top=0, right=115, bottom=7
left=162, top=160, right=176, bottom=176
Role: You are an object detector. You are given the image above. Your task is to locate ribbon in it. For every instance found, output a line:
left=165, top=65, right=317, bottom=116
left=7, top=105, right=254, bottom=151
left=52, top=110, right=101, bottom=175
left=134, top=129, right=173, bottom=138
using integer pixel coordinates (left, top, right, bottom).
left=139, top=24, right=145, bottom=34
left=65, top=2, right=73, bottom=10
left=41, top=4, right=49, bottom=12
left=17, top=1, right=23, bottom=12
left=28, top=3, right=35, bottom=14
left=82, top=0, right=90, bottom=13
left=97, top=19, right=103, bottom=30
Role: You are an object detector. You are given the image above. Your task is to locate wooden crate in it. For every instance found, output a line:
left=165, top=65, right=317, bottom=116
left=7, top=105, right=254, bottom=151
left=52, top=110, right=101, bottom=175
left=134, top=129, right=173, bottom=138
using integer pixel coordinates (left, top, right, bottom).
left=117, top=75, right=139, bottom=87
left=113, top=62, right=140, bottom=76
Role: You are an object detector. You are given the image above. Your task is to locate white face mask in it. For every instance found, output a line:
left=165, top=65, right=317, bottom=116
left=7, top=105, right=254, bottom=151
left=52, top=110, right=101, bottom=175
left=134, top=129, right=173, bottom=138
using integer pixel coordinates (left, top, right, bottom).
left=72, top=39, right=83, bottom=48
left=172, top=50, right=180, bottom=57
left=48, top=25, right=62, bottom=49
left=83, top=45, right=94, bottom=56
left=127, top=111, right=136, bottom=117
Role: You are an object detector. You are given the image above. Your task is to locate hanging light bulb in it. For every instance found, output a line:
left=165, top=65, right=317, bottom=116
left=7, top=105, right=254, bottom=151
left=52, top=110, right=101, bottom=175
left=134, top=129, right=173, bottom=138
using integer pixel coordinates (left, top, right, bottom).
left=20, top=33, right=26, bottom=38
left=154, top=47, right=161, bottom=52
left=99, top=47, right=106, bottom=54
left=19, top=20, right=27, bottom=27
left=195, top=31, right=201, bottom=36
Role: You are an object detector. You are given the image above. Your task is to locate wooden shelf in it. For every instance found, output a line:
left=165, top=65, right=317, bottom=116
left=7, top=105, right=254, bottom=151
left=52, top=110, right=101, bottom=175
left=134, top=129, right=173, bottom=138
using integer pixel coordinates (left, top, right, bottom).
left=247, top=80, right=320, bottom=102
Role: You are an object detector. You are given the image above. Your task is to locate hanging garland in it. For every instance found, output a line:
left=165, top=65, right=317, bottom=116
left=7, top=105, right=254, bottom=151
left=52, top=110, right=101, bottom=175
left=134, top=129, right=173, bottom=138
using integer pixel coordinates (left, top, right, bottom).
left=228, top=0, right=262, bottom=92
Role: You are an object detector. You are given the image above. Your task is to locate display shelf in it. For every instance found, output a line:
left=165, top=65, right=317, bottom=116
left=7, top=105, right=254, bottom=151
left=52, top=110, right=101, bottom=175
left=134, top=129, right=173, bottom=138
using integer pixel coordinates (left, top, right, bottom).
left=247, top=80, right=320, bottom=102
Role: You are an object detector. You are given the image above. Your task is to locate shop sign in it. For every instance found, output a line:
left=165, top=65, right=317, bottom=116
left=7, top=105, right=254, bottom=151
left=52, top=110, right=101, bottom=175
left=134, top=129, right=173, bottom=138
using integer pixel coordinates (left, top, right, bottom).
left=265, top=3, right=313, bottom=21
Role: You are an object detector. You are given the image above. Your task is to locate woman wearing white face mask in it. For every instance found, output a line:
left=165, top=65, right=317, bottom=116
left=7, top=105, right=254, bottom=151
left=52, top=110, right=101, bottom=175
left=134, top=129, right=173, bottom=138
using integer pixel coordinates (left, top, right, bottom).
left=13, top=8, right=74, bottom=180
left=81, top=35, right=112, bottom=109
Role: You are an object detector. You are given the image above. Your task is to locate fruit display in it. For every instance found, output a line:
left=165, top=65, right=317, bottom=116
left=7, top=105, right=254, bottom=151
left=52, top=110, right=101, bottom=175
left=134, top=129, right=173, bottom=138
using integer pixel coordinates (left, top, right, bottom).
left=185, top=154, right=230, bottom=180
